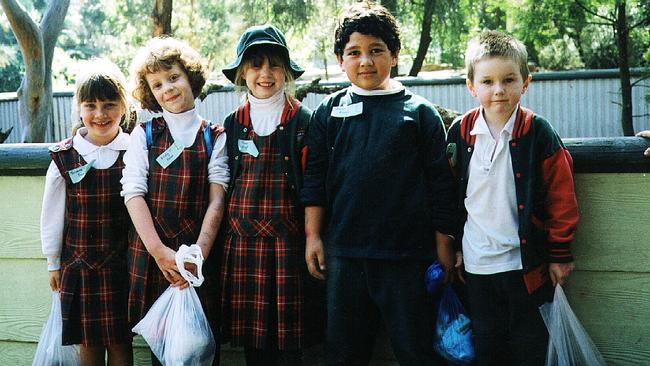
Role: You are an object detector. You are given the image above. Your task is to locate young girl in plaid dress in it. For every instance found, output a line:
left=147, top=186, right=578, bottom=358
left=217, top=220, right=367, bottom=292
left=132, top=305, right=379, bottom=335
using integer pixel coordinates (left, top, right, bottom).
left=121, top=37, right=229, bottom=366
left=41, top=59, right=133, bottom=365
left=219, top=25, right=319, bottom=365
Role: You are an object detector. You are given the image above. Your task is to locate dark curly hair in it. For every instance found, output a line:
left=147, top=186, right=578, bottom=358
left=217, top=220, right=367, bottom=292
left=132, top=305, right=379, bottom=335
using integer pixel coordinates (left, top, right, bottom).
left=334, top=1, right=401, bottom=57
left=130, top=37, right=207, bottom=112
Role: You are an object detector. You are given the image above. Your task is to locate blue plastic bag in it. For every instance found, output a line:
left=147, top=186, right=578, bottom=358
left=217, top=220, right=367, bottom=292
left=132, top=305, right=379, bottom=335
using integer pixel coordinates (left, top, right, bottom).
left=433, top=284, right=475, bottom=365
left=425, top=261, right=445, bottom=294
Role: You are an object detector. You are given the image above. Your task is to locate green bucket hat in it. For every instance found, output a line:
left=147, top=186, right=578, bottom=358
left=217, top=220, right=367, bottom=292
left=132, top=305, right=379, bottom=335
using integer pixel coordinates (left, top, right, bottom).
left=222, top=24, right=304, bottom=84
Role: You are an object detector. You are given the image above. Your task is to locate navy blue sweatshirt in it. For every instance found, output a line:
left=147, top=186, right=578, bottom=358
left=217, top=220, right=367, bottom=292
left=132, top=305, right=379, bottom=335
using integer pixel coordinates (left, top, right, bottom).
left=301, top=88, right=455, bottom=260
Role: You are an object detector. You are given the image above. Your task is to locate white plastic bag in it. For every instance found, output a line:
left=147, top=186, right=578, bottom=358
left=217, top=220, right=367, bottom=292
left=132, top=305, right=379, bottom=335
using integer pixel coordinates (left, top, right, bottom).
left=132, top=244, right=216, bottom=366
left=32, top=291, right=80, bottom=366
left=539, top=285, right=606, bottom=366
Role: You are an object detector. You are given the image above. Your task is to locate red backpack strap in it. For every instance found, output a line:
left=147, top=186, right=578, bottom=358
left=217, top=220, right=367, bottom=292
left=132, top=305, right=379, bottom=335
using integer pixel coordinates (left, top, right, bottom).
left=235, top=102, right=251, bottom=127
left=280, top=98, right=300, bottom=125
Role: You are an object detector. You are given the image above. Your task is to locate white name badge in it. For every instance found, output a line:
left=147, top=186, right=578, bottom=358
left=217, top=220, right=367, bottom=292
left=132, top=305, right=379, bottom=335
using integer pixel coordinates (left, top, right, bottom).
left=68, top=159, right=96, bottom=184
left=331, top=102, right=363, bottom=118
left=238, top=139, right=260, bottom=157
left=156, top=141, right=184, bottom=169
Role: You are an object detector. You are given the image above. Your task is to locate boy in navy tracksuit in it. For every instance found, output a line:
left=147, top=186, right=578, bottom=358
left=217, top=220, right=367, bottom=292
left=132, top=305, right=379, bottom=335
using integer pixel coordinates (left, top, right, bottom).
left=447, top=30, right=579, bottom=365
left=301, top=2, right=457, bottom=365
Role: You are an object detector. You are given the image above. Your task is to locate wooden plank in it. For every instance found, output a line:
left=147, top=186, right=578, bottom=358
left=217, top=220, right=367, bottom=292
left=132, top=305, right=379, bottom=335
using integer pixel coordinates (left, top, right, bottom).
left=0, top=259, right=50, bottom=342
left=0, top=143, right=51, bottom=174
left=565, top=137, right=650, bottom=173
left=0, top=176, right=44, bottom=259
left=564, top=271, right=650, bottom=365
left=573, top=174, right=650, bottom=272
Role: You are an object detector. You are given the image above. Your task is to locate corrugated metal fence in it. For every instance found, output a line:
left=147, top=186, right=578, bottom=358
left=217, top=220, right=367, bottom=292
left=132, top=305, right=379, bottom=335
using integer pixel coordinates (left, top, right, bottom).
left=1, top=69, right=648, bottom=142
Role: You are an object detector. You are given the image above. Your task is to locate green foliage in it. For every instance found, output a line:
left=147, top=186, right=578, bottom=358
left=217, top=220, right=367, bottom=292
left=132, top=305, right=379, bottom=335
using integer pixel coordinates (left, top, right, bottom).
left=579, top=24, right=618, bottom=69
left=538, top=35, right=585, bottom=70
left=1, top=0, right=649, bottom=92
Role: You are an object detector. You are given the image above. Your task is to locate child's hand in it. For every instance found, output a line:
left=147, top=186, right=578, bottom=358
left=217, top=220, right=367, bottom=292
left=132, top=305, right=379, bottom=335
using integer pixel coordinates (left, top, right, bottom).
left=450, top=251, right=465, bottom=284
left=305, top=236, right=326, bottom=280
left=49, top=270, right=60, bottom=291
left=439, top=250, right=465, bottom=284
left=152, top=246, right=186, bottom=288
left=549, top=262, right=575, bottom=286
left=636, top=131, right=650, bottom=156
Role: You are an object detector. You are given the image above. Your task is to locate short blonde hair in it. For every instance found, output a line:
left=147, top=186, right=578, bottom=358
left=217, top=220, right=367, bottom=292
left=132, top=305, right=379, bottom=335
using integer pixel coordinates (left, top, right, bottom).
left=130, top=37, right=207, bottom=112
left=465, top=30, right=529, bottom=82
left=71, top=59, right=132, bottom=134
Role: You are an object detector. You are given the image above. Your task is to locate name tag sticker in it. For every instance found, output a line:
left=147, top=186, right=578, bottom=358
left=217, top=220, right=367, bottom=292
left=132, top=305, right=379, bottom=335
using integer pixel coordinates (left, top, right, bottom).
left=156, top=141, right=184, bottom=169
left=68, top=159, right=96, bottom=184
left=331, top=102, right=363, bottom=118
left=238, top=139, right=260, bottom=157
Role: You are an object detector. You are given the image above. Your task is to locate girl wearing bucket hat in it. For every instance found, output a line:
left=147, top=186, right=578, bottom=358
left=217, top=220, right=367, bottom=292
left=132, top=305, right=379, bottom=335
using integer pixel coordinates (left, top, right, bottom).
left=219, top=24, right=323, bottom=365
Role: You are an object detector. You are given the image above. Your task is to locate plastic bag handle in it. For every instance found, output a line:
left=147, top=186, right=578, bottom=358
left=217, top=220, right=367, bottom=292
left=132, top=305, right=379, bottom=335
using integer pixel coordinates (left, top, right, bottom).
left=175, top=244, right=205, bottom=287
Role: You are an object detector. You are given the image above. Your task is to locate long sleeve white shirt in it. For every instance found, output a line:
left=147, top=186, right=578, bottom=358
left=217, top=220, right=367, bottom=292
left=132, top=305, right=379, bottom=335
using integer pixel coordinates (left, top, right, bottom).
left=120, top=107, right=230, bottom=203
left=40, top=128, right=130, bottom=271
left=462, top=107, right=522, bottom=275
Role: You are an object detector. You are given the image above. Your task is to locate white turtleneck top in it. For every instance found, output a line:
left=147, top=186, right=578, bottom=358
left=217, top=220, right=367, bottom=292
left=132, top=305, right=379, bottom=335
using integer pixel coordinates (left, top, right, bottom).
left=41, top=127, right=130, bottom=271
left=248, top=90, right=286, bottom=136
left=120, top=107, right=230, bottom=203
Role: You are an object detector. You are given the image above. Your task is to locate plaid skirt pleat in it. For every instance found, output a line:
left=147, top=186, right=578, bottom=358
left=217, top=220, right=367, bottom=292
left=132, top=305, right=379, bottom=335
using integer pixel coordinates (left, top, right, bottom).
left=220, top=230, right=305, bottom=350
left=60, top=261, right=131, bottom=346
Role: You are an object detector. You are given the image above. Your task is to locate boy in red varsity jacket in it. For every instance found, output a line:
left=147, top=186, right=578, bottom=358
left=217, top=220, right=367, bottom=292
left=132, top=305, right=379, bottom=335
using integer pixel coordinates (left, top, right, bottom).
left=446, top=30, right=579, bottom=365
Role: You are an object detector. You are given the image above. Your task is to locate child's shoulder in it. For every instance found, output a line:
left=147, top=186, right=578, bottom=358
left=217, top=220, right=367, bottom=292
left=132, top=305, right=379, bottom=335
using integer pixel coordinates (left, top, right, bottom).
left=48, top=138, right=73, bottom=153
left=314, top=88, right=355, bottom=110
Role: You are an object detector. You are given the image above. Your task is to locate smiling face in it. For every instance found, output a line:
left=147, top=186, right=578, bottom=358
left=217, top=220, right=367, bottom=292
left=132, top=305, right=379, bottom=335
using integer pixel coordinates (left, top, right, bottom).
left=145, top=63, right=196, bottom=113
left=243, top=55, right=286, bottom=99
left=467, top=56, right=531, bottom=124
left=79, top=99, right=124, bottom=145
left=337, top=32, right=398, bottom=91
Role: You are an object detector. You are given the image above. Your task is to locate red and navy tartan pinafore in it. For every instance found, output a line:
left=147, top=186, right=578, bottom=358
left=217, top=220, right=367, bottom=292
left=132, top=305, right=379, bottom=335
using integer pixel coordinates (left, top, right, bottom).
left=220, top=102, right=306, bottom=351
left=127, top=117, right=222, bottom=330
left=50, top=140, right=131, bottom=346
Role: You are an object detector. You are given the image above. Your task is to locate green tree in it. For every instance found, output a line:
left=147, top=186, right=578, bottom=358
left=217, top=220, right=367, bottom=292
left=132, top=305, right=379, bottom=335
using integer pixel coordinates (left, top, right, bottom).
left=0, top=0, right=70, bottom=142
left=576, top=0, right=650, bottom=135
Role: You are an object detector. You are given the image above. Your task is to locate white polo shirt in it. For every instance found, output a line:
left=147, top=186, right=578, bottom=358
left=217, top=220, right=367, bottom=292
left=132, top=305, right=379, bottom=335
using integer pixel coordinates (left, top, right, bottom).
left=462, top=107, right=522, bottom=275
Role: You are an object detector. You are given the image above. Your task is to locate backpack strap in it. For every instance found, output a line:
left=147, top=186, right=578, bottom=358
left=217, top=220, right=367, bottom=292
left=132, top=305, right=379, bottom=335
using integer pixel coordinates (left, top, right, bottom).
left=204, top=121, right=214, bottom=161
left=145, top=118, right=153, bottom=149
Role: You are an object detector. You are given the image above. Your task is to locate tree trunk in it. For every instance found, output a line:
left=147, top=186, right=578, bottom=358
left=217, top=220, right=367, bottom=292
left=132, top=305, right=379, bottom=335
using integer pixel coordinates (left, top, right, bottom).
left=615, top=0, right=634, bottom=136
left=152, top=0, right=173, bottom=36
left=0, top=0, right=70, bottom=143
left=382, top=0, right=399, bottom=76
left=409, top=0, right=435, bottom=76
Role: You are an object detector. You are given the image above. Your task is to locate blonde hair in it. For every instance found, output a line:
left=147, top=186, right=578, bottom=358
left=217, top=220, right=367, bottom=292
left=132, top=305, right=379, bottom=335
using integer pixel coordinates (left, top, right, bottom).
left=130, top=37, right=207, bottom=112
left=465, top=30, right=529, bottom=82
left=71, top=59, right=132, bottom=134
left=233, top=44, right=296, bottom=102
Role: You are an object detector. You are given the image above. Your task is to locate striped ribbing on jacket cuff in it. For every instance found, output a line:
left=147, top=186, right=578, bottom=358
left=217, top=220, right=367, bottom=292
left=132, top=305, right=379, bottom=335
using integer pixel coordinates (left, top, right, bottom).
left=549, top=242, right=574, bottom=263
